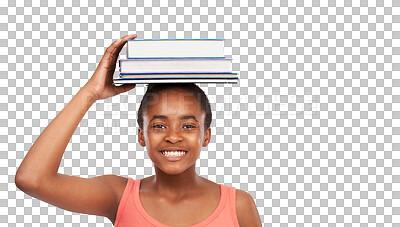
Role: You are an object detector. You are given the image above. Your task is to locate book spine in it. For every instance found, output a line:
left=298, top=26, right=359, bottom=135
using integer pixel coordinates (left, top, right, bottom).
left=119, top=72, right=238, bottom=75
left=119, top=77, right=239, bottom=79
left=127, top=39, right=225, bottom=41
left=126, top=57, right=226, bottom=59
left=119, top=58, right=232, bottom=61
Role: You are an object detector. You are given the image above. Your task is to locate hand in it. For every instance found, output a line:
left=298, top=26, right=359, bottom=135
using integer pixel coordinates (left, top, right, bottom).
left=83, top=34, right=137, bottom=100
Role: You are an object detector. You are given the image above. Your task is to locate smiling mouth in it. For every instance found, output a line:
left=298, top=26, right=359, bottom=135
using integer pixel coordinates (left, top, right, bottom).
left=160, top=150, right=188, bottom=157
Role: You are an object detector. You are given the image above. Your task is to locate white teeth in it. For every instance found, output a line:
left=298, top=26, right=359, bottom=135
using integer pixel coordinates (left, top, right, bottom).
left=162, top=151, right=186, bottom=157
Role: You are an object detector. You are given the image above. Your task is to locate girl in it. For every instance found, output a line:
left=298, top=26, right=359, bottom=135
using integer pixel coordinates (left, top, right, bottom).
left=15, top=34, right=262, bottom=227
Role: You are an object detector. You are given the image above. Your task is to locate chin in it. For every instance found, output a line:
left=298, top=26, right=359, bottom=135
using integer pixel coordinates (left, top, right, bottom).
left=164, top=170, right=185, bottom=176
left=160, top=166, right=188, bottom=175
left=154, top=162, right=195, bottom=176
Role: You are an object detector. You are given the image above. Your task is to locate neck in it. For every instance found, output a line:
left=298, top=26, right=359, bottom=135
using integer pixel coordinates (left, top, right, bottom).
left=150, top=164, right=203, bottom=199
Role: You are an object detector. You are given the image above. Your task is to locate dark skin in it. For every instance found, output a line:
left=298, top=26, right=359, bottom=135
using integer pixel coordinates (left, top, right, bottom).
left=139, top=89, right=211, bottom=196
left=136, top=89, right=219, bottom=226
left=15, top=34, right=262, bottom=226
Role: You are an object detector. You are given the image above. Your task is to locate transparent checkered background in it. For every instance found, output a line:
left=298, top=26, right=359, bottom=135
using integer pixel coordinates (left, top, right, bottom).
left=1, top=0, right=400, bottom=226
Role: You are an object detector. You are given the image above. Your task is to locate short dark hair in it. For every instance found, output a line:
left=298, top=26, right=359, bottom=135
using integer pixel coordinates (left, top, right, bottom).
left=137, top=83, right=212, bottom=130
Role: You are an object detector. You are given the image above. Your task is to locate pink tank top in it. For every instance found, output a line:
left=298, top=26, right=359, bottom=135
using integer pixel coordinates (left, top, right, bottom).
left=114, top=178, right=240, bottom=227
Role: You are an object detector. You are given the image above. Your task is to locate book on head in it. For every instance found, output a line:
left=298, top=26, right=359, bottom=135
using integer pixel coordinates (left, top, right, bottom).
left=113, top=77, right=239, bottom=84
left=119, top=72, right=238, bottom=79
left=119, top=58, right=232, bottom=74
left=126, top=39, right=225, bottom=58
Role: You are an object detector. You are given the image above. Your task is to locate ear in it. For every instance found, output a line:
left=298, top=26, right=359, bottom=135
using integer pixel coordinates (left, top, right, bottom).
left=138, top=128, right=146, bottom=147
left=202, top=127, right=211, bottom=147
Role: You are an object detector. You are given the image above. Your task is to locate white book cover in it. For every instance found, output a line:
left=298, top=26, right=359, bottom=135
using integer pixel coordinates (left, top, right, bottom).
left=119, top=58, right=232, bottom=74
left=127, top=39, right=225, bottom=58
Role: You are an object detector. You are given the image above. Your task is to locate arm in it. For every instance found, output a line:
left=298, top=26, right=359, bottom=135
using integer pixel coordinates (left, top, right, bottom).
left=236, top=189, right=263, bottom=227
left=15, top=34, right=137, bottom=223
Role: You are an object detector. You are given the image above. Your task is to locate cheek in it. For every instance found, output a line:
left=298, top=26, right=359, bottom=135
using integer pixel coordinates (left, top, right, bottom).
left=186, top=132, right=203, bottom=146
left=145, top=131, right=163, bottom=145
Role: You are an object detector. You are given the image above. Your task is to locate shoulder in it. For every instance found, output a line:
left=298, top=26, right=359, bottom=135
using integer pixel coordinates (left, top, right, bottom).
left=112, top=175, right=129, bottom=201
left=94, top=175, right=129, bottom=204
left=94, top=175, right=129, bottom=223
left=93, top=174, right=128, bottom=206
left=95, top=175, right=129, bottom=196
left=235, top=189, right=262, bottom=227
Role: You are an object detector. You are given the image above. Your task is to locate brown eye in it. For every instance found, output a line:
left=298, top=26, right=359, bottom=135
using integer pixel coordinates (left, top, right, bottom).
left=183, top=124, right=197, bottom=129
left=152, top=124, right=166, bottom=129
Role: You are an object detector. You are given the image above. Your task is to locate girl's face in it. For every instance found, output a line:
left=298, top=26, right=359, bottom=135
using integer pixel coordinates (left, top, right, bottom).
left=138, top=89, right=211, bottom=175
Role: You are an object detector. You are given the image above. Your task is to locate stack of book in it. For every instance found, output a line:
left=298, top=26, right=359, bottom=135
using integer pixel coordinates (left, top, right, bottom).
left=113, top=39, right=238, bottom=84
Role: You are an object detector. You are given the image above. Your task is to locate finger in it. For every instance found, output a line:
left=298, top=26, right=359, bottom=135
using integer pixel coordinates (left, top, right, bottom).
left=99, top=34, right=137, bottom=66
left=103, top=34, right=137, bottom=62
left=111, top=34, right=138, bottom=59
left=114, top=83, right=136, bottom=94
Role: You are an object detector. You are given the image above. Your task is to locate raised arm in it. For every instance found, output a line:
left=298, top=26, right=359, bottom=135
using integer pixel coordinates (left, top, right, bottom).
left=15, top=34, right=137, bottom=223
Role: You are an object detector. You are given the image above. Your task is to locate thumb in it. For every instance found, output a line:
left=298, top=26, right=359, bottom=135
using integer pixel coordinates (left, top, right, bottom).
left=114, top=83, right=136, bottom=95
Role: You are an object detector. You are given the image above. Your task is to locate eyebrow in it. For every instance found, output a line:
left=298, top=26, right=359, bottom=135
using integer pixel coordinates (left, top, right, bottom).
left=150, top=115, right=198, bottom=122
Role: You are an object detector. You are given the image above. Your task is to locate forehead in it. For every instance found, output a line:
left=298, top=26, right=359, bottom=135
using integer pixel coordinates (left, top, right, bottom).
left=144, top=89, right=204, bottom=119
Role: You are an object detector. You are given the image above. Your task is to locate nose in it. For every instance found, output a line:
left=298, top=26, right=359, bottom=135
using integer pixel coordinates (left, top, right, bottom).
left=165, top=127, right=183, bottom=144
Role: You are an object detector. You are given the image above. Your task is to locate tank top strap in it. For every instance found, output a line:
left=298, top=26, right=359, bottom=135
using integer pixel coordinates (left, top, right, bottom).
left=114, top=177, right=135, bottom=227
left=191, top=183, right=229, bottom=226
left=227, top=185, right=240, bottom=227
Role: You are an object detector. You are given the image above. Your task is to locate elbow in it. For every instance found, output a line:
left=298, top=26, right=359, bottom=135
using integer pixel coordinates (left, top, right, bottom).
left=15, top=169, right=40, bottom=192
left=15, top=174, right=28, bottom=192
